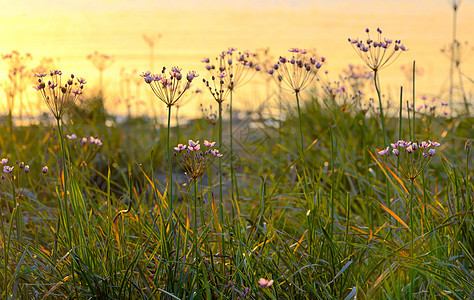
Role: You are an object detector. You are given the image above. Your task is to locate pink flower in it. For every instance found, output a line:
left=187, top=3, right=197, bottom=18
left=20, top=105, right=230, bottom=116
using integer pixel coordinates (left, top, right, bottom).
left=210, top=149, right=223, bottom=157
left=188, top=140, right=200, bottom=151
left=419, top=141, right=430, bottom=148
left=174, top=144, right=187, bottom=152
left=3, top=166, right=14, bottom=173
left=377, top=147, right=389, bottom=156
left=396, top=140, right=408, bottom=147
left=186, top=71, right=199, bottom=82
left=204, top=140, right=216, bottom=147
left=67, top=133, right=77, bottom=140
left=258, top=278, right=274, bottom=288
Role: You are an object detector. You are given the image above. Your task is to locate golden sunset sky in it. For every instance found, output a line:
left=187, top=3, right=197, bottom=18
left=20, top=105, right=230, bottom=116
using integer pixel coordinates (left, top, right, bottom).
left=0, top=0, right=473, bottom=117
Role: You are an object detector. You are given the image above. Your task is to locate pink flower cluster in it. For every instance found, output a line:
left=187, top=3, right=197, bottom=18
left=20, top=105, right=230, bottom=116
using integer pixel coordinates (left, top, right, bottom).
left=377, top=139, right=441, bottom=180
left=0, top=157, right=48, bottom=178
left=348, top=28, right=407, bottom=71
left=140, top=67, right=198, bottom=107
left=67, top=134, right=103, bottom=147
left=378, top=140, right=440, bottom=158
left=267, top=48, right=324, bottom=93
left=413, top=95, right=449, bottom=116
left=202, top=47, right=260, bottom=99
left=33, top=71, right=86, bottom=120
left=174, top=139, right=222, bottom=180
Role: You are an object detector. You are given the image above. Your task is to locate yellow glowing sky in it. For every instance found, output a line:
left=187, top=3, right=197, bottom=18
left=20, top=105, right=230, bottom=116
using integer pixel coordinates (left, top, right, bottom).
left=1, top=0, right=473, bottom=117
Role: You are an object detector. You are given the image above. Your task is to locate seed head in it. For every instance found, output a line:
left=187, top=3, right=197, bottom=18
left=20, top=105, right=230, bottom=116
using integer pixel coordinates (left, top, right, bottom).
left=348, top=28, right=407, bottom=71
left=33, top=70, right=86, bottom=120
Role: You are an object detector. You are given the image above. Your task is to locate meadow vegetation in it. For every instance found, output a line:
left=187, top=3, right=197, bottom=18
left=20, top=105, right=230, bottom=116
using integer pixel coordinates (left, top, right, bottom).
left=0, top=26, right=472, bottom=299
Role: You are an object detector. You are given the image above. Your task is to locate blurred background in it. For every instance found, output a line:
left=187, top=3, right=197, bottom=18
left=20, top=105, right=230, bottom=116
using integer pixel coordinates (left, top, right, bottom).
left=0, top=0, right=472, bottom=119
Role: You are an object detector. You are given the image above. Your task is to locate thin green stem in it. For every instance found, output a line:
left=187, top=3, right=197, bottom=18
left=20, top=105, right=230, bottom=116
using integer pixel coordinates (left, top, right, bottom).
left=398, top=86, right=403, bottom=168
left=0, top=201, right=7, bottom=293
left=194, top=178, right=198, bottom=269
left=56, top=118, right=71, bottom=245
left=56, top=117, right=78, bottom=299
left=449, top=5, right=457, bottom=111
left=295, top=91, right=304, bottom=157
left=230, top=90, right=239, bottom=218
left=218, top=100, right=225, bottom=273
left=230, top=91, right=234, bottom=202
left=373, top=69, right=388, bottom=148
left=330, top=125, right=335, bottom=239
left=295, top=91, right=310, bottom=203
left=409, top=177, right=415, bottom=300
left=466, top=145, right=471, bottom=210
left=278, top=82, right=283, bottom=147
left=375, top=70, right=391, bottom=225
left=412, top=61, right=416, bottom=142
left=407, top=100, right=412, bottom=141
left=167, top=105, right=173, bottom=213
left=218, top=102, right=223, bottom=221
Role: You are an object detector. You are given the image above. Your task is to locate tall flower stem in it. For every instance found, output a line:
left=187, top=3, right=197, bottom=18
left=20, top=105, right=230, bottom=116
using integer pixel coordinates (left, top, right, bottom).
left=295, top=91, right=304, bottom=158
left=373, top=70, right=388, bottom=147
left=218, top=101, right=225, bottom=269
left=466, top=142, right=471, bottom=211
left=56, top=117, right=79, bottom=299
left=229, top=91, right=240, bottom=217
left=56, top=118, right=72, bottom=246
left=278, top=82, right=283, bottom=146
left=194, top=178, right=199, bottom=268
left=167, top=105, right=173, bottom=215
left=230, top=91, right=235, bottom=203
left=449, top=2, right=458, bottom=111
left=329, top=125, right=335, bottom=239
left=295, top=91, right=310, bottom=205
left=10, top=175, right=20, bottom=244
left=409, top=177, right=415, bottom=300
left=374, top=69, right=391, bottom=223
left=218, top=102, right=223, bottom=218
left=7, top=111, right=14, bottom=154
left=412, top=61, right=416, bottom=141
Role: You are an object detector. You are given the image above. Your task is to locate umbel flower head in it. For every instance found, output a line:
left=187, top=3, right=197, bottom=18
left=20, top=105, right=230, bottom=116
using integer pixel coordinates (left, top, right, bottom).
left=377, top=139, right=440, bottom=180
left=202, top=47, right=260, bottom=93
left=202, top=72, right=231, bottom=104
left=141, top=67, right=198, bottom=107
left=200, top=104, right=218, bottom=125
left=267, top=48, right=324, bottom=93
left=86, top=51, right=114, bottom=72
left=174, top=139, right=222, bottom=180
left=33, top=70, right=86, bottom=120
left=348, top=28, right=408, bottom=71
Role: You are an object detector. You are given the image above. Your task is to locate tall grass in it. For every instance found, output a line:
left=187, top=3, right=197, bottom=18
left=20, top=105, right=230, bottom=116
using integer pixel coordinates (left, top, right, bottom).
left=0, top=44, right=472, bottom=299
